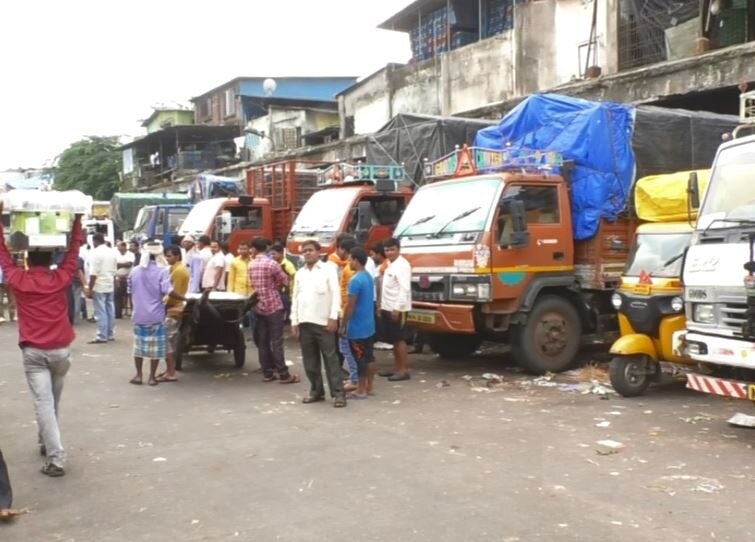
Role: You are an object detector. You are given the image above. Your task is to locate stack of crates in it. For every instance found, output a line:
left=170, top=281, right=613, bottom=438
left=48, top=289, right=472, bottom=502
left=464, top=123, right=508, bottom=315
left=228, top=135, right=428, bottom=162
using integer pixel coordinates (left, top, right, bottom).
left=410, top=5, right=463, bottom=60
left=2, top=189, right=92, bottom=251
left=486, top=0, right=514, bottom=37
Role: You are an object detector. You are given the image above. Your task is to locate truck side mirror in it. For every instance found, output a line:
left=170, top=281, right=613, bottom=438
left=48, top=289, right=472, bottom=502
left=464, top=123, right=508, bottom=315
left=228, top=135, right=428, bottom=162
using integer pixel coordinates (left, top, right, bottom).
left=508, top=200, right=530, bottom=248
left=688, top=171, right=700, bottom=210
left=356, top=201, right=373, bottom=231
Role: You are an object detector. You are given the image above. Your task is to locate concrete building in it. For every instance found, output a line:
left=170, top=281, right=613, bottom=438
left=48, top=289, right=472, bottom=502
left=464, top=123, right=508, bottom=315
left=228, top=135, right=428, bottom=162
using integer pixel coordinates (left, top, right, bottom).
left=338, top=0, right=755, bottom=136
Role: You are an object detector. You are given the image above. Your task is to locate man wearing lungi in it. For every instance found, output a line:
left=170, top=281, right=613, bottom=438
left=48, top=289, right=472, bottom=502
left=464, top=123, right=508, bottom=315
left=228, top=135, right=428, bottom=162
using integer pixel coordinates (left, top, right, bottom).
left=128, top=241, right=185, bottom=386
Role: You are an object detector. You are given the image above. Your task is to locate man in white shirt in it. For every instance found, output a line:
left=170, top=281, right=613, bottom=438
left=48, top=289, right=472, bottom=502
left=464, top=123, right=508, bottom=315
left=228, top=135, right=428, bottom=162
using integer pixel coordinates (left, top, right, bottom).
left=290, top=239, right=345, bottom=407
left=202, top=241, right=226, bottom=291
left=114, top=241, right=135, bottom=319
left=378, top=237, right=413, bottom=381
left=87, top=233, right=117, bottom=343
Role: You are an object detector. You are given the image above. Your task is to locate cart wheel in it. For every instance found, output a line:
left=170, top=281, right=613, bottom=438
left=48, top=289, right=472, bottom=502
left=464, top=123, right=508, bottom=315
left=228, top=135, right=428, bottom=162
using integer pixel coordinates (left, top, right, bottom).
left=233, top=327, right=246, bottom=368
left=174, top=331, right=185, bottom=371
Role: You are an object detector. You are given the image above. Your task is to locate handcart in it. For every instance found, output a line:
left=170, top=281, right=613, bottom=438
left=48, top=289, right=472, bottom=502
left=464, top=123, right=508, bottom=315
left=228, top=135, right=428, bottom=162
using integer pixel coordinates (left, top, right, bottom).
left=174, top=290, right=257, bottom=370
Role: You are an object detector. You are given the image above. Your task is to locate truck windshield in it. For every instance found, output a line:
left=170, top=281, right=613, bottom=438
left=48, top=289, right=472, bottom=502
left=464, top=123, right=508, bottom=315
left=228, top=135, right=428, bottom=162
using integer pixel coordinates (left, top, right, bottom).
left=625, top=232, right=691, bottom=278
left=290, top=187, right=360, bottom=234
left=396, top=177, right=500, bottom=237
left=179, top=199, right=224, bottom=235
left=699, top=142, right=755, bottom=227
left=133, top=209, right=148, bottom=234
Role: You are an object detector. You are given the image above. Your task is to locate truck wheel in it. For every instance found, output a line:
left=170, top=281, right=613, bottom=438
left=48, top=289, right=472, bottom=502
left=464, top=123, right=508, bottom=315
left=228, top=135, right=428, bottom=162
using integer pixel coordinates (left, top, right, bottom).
left=233, top=328, right=246, bottom=368
left=609, top=356, right=653, bottom=397
left=429, top=333, right=482, bottom=359
left=512, top=295, right=581, bottom=374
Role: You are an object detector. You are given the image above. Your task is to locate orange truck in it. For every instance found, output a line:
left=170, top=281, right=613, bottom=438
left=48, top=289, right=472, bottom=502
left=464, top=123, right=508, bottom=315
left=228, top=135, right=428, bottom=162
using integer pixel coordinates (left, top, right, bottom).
left=261, top=162, right=414, bottom=260
left=396, top=146, right=634, bottom=374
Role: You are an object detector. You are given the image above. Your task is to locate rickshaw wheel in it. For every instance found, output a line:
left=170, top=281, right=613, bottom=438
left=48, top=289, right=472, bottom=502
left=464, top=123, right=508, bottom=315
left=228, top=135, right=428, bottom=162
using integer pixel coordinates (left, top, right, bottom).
left=609, top=355, right=655, bottom=397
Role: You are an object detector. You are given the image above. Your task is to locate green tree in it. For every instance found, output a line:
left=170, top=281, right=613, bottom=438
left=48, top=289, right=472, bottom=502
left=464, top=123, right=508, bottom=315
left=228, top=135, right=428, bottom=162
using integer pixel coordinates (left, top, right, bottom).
left=53, top=136, right=122, bottom=200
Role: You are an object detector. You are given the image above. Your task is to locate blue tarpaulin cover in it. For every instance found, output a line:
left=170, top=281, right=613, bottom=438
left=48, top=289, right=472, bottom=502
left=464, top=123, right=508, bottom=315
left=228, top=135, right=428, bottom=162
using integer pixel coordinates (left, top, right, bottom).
left=475, top=93, right=636, bottom=240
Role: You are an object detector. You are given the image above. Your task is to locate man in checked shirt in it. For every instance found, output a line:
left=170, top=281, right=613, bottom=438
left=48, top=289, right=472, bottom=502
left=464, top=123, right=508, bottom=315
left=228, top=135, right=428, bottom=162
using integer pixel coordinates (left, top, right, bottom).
left=248, top=237, right=299, bottom=384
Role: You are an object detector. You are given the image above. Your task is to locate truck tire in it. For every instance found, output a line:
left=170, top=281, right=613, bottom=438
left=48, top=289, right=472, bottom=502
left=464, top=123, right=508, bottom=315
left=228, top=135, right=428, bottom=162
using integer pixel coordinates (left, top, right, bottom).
left=609, top=355, right=654, bottom=397
left=233, top=328, right=246, bottom=368
left=429, top=333, right=483, bottom=359
left=174, top=332, right=185, bottom=371
left=512, top=295, right=581, bottom=374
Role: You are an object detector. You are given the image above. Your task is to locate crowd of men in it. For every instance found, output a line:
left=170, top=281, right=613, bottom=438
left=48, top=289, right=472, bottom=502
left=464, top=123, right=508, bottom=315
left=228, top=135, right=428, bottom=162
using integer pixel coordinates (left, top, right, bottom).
left=0, top=200, right=415, bottom=494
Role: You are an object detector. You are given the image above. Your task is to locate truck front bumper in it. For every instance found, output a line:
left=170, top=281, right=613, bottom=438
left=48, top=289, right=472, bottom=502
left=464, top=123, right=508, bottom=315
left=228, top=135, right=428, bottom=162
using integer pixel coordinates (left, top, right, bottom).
left=673, top=331, right=755, bottom=370
left=407, top=302, right=477, bottom=334
left=686, top=372, right=755, bottom=401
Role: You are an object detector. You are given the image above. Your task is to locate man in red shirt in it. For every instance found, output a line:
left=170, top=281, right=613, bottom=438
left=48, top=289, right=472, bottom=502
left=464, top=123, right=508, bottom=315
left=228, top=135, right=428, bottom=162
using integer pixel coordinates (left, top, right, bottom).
left=248, top=237, right=299, bottom=384
left=0, top=204, right=84, bottom=477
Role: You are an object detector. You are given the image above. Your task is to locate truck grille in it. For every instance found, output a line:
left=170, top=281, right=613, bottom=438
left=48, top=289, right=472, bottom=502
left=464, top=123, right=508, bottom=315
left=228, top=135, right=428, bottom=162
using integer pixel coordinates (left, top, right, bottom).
left=720, top=302, right=747, bottom=335
left=411, top=275, right=448, bottom=302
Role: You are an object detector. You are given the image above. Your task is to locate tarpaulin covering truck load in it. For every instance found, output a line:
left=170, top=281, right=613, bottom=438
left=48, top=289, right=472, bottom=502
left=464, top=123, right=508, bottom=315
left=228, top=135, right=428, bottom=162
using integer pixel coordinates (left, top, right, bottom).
left=675, top=90, right=755, bottom=404
left=398, top=93, right=737, bottom=374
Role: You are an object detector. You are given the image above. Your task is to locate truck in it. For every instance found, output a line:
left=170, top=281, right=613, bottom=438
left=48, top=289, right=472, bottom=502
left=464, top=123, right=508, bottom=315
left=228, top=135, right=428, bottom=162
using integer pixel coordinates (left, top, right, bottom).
left=396, top=145, right=634, bottom=374
left=128, top=204, right=193, bottom=246
left=177, top=196, right=271, bottom=254
left=291, top=163, right=412, bottom=259
left=245, top=160, right=331, bottom=251
left=110, top=192, right=189, bottom=239
left=675, top=91, right=755, bottom=403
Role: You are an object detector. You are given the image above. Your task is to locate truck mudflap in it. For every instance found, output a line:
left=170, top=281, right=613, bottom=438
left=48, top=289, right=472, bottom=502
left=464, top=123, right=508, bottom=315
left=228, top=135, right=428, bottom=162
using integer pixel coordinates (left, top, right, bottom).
left=686, top=373, right=755, bottom=401
left=407, top=302, right=477, bottom=334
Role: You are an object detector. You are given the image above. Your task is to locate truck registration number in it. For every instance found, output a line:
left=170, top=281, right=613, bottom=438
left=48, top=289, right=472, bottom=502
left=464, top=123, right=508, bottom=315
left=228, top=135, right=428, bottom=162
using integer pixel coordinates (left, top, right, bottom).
left=749, top=384, right=755, bottom=402
left=406, top=311, right=437, bottom=325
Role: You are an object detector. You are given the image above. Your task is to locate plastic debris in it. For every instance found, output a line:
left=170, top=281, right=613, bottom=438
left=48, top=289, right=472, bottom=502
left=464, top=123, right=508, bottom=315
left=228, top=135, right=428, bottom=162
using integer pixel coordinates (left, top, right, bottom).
left=482, top=373, right=503, bottom=383
left=436, top=380, right=450, bottom=388
left=596, top=439, right=625, bottom=450
left=461, top=375, right=473, bottom=382
left=727, top=412, right=755, bottom=428
left=679, top=413, right=714, bottom=424
left=596, top=421, right=611, bottom=428
left=153, top=457, right=167, bottom=462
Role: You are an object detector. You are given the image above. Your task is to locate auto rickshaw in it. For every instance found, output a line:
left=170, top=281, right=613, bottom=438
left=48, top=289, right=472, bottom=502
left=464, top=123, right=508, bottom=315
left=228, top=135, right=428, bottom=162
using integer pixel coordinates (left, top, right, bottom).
left=608, top=221, right=694, bottom=396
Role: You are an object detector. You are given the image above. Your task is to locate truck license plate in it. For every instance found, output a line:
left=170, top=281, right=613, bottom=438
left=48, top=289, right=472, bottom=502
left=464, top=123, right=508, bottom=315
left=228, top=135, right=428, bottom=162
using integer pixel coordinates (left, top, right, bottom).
left=749, top=384, right=755, bottom=401
left=407, top=311, right=436, bottom=325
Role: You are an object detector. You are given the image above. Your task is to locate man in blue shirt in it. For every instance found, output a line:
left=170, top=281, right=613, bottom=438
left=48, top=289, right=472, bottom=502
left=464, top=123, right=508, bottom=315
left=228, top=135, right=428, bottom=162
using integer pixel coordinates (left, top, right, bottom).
left=339, top=246, right=376, bottom=399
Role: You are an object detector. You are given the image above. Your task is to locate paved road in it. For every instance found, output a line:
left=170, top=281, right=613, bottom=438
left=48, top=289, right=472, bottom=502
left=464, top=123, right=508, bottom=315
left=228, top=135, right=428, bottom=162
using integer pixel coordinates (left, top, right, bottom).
left=0, top=320, right=753, bottom=541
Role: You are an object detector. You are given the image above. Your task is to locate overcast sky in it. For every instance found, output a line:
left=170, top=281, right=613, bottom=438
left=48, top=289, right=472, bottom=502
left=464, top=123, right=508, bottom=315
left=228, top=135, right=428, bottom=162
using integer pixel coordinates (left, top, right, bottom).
left=0, top=0, right=412, bottom=170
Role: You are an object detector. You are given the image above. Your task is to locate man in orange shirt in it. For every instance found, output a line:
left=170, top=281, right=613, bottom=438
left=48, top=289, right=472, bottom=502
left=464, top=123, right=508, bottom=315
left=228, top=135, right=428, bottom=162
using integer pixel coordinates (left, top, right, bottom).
left=328, top=235, right=359, bottom=391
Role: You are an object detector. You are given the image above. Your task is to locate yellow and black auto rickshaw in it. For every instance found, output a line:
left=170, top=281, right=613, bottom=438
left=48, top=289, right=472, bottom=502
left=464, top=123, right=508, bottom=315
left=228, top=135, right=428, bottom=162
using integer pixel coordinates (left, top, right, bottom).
left=608, top=221, right=694, bottom=396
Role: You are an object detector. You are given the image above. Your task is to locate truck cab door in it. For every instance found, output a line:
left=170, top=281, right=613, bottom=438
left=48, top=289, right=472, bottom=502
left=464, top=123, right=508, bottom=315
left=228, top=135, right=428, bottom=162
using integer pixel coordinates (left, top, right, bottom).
left=493, top=183, right=570, bottom=294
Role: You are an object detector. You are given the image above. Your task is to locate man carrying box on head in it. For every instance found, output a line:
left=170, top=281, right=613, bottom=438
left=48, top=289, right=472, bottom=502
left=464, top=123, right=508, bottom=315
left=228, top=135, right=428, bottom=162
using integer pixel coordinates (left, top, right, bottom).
left=0, top=201, right=84, bottom=477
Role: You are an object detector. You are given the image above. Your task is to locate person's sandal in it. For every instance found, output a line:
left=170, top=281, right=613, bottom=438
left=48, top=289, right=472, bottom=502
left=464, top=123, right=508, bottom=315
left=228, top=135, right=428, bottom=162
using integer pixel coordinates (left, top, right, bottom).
left=262, top=375, right=278, bottom=382
left=387, top=372, right=411, bottom=382
left=41, top=463, right=65, bottom=477
left=302, top=395, right=325, bottom=404
left=279, top=374, right=300, bottom=384
left=333, top=396, right=347, bottom=408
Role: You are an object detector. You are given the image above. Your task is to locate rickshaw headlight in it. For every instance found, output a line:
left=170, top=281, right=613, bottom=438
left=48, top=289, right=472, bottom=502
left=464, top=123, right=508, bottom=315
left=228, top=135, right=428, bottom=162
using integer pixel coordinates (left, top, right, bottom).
left=611, top=293, right=622, bottom=310
left=670, top=296, right=684, bottom=313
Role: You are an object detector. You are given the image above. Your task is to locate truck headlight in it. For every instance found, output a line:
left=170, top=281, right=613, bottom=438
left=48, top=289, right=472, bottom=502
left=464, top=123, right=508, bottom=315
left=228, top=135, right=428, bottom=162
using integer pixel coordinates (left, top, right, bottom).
left=450, top=277, right=491, bottom=301
left=670, top=296, right=684, bottom=313
left=611, top=293, right=622, bottom=310
left=692, top=303, right=715, bottom=324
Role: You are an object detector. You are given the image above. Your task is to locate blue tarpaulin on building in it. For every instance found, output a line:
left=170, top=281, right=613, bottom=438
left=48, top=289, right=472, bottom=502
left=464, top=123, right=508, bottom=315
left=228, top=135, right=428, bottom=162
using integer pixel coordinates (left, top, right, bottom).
left=475, top=93, right=636, bottom=240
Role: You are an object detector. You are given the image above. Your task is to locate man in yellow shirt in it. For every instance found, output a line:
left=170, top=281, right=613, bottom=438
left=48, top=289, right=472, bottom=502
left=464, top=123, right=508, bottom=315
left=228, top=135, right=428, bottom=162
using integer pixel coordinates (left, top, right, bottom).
left=160, top=245, right=190, bottom=382
left=227, top=242, right=253, bottom=295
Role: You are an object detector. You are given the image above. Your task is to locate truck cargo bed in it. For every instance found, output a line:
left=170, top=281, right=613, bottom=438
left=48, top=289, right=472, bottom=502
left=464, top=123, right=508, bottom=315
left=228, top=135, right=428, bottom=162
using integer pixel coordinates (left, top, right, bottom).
left=574, top=217, right=636, bottom=290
